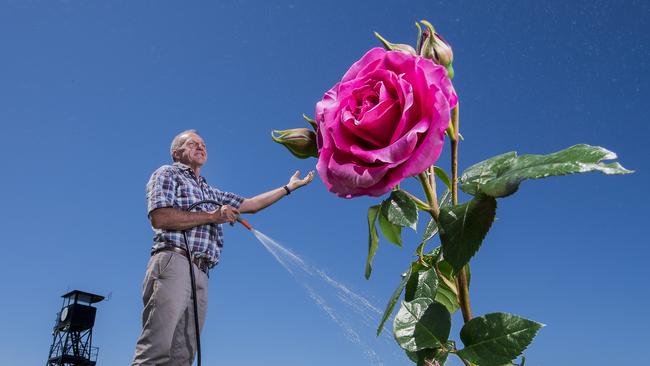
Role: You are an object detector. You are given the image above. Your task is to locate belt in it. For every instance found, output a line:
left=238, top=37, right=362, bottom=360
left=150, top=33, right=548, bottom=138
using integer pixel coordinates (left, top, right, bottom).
left=152, top=246, right=211, bottom=275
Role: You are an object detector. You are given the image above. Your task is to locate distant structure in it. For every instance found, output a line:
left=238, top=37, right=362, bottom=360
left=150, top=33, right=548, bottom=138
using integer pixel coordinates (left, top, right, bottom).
left=46, top=290, right=104, bottom=366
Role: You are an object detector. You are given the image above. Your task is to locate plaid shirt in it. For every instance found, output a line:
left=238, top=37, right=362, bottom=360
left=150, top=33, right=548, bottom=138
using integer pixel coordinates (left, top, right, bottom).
left=146, top=162, right=244, bottom=267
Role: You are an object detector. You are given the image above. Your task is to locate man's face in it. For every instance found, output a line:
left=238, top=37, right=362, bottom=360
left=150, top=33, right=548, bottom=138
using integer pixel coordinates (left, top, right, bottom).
left=175, top=132, right=208, bottom=167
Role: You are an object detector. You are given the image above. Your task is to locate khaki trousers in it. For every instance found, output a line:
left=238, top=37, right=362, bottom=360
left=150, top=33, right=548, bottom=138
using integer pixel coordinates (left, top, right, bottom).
left=132, top=251, right=209, bottom=366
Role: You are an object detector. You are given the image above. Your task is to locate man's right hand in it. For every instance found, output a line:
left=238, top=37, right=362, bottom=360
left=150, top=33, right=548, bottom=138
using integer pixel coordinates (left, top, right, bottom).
left=211, top=205, right=240, bottom=224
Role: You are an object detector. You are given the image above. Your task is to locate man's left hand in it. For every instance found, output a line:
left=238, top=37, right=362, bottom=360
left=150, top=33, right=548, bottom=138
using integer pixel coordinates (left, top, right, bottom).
left=288, top=170, right=315, bottom=191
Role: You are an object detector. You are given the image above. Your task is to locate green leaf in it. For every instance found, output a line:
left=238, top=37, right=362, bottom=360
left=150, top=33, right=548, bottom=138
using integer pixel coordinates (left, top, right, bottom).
left=457, top=313, right=544, bottom=366
left=378, top=210, right=403, bottom=246
left=434, top=286, right=459, bottom=316
left=394, top=298, right=451, bottom=352
left=439, top=196, right=497, bottom=272
left=422, top=190, right=451, bottom=244
left=439, top=189, right=452, bottom=208
left=365, top=205, right=380, bottom=279
left=377, top=262, right=420, bottom=336
left=423, top=217, right=439, bottom=243
left=405, top=267, right=439, bottom=302
left=434, top=261, right=460, bottom=314
left=459, top=151, right=516, bottom=196
left=381, top=189, right=418, bottom=230
left=460, top=144, right=634, bottom=198
left=434, top=166, right=452, bottom=191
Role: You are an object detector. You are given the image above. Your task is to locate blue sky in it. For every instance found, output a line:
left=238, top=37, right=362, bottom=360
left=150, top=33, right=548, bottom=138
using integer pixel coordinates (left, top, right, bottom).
left=0, top=1, right=648, bottom=365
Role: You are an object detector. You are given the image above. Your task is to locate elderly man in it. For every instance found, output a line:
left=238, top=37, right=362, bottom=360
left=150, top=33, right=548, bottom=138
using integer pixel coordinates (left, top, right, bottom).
left=132, top=129, right=314, bottom=365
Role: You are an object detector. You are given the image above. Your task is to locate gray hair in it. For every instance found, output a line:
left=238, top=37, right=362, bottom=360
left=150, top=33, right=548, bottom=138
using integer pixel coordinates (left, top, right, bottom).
left=170, top=129, right=199, bottom=162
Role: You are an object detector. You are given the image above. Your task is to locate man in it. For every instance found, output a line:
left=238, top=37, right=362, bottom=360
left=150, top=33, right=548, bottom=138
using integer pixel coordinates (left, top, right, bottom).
left=132, top=129, right=314, bottom=365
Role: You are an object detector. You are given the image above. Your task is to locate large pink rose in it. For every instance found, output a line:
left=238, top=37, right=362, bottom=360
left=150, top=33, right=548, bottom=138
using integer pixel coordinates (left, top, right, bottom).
left=315, top=47, right=458, bottom=198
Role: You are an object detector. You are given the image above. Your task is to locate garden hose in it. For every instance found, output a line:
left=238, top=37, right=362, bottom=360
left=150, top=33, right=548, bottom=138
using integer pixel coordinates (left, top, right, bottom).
left=182, top=199, right=252, bottom=366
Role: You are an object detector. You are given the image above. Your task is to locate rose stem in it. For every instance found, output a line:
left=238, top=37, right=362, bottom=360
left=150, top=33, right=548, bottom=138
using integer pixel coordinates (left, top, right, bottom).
left=451, top=103, right=473, bottom=323
left=451, top=103, right=472, bottom=323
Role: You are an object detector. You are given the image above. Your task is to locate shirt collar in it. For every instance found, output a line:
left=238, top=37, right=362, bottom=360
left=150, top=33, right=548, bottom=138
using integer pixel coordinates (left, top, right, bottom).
left=173, top=162, right=207, bottom=183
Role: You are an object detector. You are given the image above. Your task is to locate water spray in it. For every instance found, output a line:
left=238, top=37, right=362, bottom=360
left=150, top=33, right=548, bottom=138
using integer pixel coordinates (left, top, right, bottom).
left=182, top=202, right=395, bottom=365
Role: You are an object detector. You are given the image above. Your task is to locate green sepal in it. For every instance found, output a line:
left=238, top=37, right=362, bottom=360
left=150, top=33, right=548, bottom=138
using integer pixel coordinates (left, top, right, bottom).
left=302, top=114, right=318, bottom=131
left=374, top=31, right=417, bottom=55
left=415, top=22, right=423, bottom=54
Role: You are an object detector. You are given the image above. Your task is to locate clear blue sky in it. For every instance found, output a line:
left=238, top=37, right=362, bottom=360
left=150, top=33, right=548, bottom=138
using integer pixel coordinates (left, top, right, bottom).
left=0, top=1, right=648, bottom=365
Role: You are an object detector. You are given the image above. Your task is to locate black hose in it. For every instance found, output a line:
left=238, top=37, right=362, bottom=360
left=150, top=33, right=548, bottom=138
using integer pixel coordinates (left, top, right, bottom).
left=182, top=199, right=221, bottom=366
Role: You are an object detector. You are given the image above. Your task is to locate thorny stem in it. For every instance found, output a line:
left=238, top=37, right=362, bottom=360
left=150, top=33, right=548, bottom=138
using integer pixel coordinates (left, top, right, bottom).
left=450, top=104, right=473, bottom=323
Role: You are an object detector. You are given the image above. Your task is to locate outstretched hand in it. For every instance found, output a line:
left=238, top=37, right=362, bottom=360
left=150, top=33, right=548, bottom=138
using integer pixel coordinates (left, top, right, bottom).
left=288, top=170, right=315, bottom=191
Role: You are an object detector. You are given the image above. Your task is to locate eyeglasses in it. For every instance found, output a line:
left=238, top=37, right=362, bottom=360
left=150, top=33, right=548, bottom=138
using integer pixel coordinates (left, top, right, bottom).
left=182, top=139, right=206, bottom=150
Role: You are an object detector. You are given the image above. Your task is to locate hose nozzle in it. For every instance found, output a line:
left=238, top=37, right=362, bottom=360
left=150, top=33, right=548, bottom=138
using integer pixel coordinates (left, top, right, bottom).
left=229, top=214, right=253, bottom=231
left=237, top=217, right=253, bottom=231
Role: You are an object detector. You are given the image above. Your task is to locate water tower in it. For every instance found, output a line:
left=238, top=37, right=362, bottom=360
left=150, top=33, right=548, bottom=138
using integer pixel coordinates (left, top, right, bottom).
left=46, top=290, right=104, bottom=366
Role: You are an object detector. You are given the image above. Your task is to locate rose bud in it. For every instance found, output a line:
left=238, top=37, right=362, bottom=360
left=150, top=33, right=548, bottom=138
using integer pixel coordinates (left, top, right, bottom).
left=374, top=32, right=417, bottom=56
left=420, top=21, right=454, bottom=79
left=271, top=128, right=318, bottom=159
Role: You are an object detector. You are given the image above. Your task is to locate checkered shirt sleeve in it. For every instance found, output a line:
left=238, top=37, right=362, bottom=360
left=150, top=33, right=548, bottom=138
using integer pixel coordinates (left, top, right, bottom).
left=147, top=167, right=176, bottom=215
